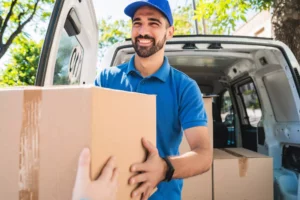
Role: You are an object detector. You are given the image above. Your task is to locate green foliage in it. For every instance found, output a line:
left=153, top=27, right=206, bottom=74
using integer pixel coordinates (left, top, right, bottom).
left=248, top=0, right=273, bottom=11
left=98, top=6, right=194, bottom=60
left=249, top=98, right=260, bottom=110
left=0, top=0, right=54, bottom=34
left=0, top=0, right=55, bottom=58
left=242, top=89, right=260, bottom=110
left=173, top=6, right=194, bottom=35
left=99, top=17, right=131, bottom=45
left=0, top=0, right=54, bottom=86
left=98, top=17, right=131, bottom=58
left=0, top=35, right=42, bottom=86
left=194, top=0, right=273, bottom=35
left=221, top=96, right=232, bottom=114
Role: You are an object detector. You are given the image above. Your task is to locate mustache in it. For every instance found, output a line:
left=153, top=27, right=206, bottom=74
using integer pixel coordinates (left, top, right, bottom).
left=135, top=35, right=155, bottom=41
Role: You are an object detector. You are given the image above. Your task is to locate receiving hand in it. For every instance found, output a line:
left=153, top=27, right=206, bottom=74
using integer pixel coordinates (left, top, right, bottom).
left=72, top=148, right=118, bottom=200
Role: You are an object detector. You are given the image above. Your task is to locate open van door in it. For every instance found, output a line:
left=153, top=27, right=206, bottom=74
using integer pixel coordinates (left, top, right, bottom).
left=35, top=0, right=98, bottom=86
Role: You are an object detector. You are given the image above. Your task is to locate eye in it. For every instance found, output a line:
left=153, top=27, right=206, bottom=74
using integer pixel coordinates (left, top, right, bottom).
left=133, top=22, right=141, bottom=27
left=150, top=22, right=159, bottom=27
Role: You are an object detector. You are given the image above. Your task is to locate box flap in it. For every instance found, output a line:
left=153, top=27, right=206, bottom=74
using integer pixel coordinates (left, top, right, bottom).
left=38, top=85, right=157, bottom=97
left=225, top=148, right=270, bottom=158
left=92, top=86, right=156, bottom=97
left=214, top=148, right=272, bottom=179
left=0, top=86, right=41, bottom=91
left=213, top=147, right=274, bottom=200
left=214, top=148, right=249, bottom=178
left=213, top=149, right=236, bottom=159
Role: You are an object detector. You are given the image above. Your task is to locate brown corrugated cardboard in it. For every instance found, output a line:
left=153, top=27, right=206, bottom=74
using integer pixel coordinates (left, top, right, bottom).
left=180, top=97, right=213, bottom=200
left=213, top=148, right=273, bottom=200
left=0, top=86, right=156, bottom=200
left=0, top=89, right=23, bottom=200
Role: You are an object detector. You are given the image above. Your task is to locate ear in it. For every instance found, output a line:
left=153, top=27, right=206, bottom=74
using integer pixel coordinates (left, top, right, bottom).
left=166, top=26, right=174, bottom=40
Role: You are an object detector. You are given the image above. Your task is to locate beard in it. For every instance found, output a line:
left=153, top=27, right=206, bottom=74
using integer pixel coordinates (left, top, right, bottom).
left=132, top=34, right=166, bottom=58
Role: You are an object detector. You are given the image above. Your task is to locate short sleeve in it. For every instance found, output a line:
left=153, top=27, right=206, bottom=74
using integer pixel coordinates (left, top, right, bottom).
left=179, top=80, right=208, bottom=130
left=94, top=74, right=101, bottom=86
left=94, top=69, right=106, bottom=87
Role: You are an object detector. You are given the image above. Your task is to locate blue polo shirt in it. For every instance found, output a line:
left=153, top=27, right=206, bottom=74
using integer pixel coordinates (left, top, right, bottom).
left=95, top=55, right=207, bottom=200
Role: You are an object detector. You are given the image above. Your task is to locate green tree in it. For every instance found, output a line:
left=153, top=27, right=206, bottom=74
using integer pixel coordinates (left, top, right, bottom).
left=0, top=32, right=76, bottom=87
left=173, top=6, right=194, bottom=35
left=194, top=0, right=300, bottom=62
left=194, top=0, right=254, bottom=34
left=0, top=0, right=54, bottom=59
left=98, top=6, right=194, bottom=60
left=0, top=35, right=42, bottom=86
left=98, top=17, right=131, bottom=59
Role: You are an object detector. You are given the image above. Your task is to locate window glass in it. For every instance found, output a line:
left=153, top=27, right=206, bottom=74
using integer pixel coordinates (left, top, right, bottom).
left=239, top=82, right=262, bottom=127
left=221, top=90, right=233, bottom=124
left=220, top=90, right=235, bottom=146
left=53, top=29, right=83, bottom=85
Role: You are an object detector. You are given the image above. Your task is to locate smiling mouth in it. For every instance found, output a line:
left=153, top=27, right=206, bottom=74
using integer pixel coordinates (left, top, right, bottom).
left=137, top=39, right=153, bottom=46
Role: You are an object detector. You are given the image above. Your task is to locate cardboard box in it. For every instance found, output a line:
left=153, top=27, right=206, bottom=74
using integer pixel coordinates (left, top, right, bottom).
left=213, top=148, right=273, bottom=200
left=0, top=86, right=156, bottom=200
left=180, top=97, right=213, bottom=200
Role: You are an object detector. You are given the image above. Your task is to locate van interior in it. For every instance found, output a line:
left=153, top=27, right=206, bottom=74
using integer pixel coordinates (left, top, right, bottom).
left=109, top=36, right=300, bottom=199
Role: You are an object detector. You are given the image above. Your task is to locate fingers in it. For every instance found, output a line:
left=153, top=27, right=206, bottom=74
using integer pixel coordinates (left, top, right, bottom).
left=129, top=173, right=148, bottom=185
left=141, top=187, right=152, bottom=200
left=98, top=156, right=116, bottom=181
left=142, top=137, right=158, bottom=155
left=131, top=182, right=150, bottom=198
left=111, top=168, right=119, bottom=183
left=131, top=162, right=148, bottom=172
left=75, top=148, right=91, bottom=183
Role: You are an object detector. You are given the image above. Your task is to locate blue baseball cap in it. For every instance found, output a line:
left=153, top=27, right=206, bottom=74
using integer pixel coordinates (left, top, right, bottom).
left=124, top=0, right=173, bottom=26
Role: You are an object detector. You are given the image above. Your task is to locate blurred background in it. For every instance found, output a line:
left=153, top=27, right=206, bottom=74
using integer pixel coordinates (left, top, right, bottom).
left=0, top=0, right=296, bottom=87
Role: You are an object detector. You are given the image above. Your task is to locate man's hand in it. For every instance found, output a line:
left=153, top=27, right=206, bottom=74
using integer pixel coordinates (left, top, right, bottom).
left=129, top=138, right=167, bottom=200
left=72, top=148, right=118, bottom=200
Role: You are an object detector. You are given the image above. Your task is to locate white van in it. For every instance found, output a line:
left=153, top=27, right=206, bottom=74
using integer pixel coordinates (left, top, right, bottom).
left=36, top=0, right=300, bottom=199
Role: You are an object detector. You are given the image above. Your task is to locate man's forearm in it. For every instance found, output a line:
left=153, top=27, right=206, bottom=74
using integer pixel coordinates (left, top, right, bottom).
left=169, top=147, right=212, bottom=179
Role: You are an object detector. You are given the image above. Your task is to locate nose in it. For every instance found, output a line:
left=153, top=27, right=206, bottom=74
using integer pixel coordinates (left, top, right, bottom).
left=138, top=24, right=150, bottom=36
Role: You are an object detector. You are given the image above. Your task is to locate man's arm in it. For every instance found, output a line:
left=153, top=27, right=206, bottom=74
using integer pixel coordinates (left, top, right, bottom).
left=169, top=126, right=212, bottom=179
left=169, top=79, right=212, bottom=178
left=128, top=127, right=212, bottom=199
left=129, top=80, right=212, bottom=199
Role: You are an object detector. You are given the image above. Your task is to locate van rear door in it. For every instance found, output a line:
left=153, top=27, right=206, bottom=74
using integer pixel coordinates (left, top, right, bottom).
left=35, top=0, right=98, bottom=86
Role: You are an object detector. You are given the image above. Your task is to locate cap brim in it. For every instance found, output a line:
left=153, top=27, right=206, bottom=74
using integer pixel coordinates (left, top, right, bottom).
left=124, top=1, right=167, bottom=20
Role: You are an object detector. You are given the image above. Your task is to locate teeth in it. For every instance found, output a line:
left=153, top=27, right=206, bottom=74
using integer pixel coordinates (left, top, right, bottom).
left=139, top=39, right=151, bottom=44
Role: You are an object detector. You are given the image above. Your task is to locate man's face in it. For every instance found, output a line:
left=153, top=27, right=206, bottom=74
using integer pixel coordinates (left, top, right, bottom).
left=131, top=6, right=174, bottom=58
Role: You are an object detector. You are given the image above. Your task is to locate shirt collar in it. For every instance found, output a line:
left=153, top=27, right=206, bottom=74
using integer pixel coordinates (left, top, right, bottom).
left=126, top=55, right=139, bottom=75
left=126, top=55, right=171, bottom=82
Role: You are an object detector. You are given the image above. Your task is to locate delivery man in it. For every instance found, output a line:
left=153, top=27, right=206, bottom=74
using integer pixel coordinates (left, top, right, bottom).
left=74, top=0, right=212, bottom=199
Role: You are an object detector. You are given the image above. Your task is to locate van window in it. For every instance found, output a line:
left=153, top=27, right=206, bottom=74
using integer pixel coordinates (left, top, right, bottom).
left=238, top=82, right=262, bottom=127
left=53, top=29, right=84, bottom=85
left=221, top=91, right=233, bottom=123
left=220, top=90, right=235, bottom=146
